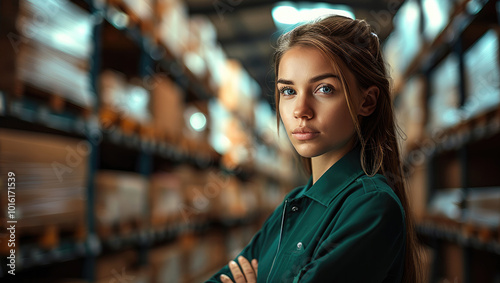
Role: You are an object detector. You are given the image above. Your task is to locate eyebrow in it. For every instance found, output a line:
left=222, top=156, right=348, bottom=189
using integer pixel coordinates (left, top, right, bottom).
left=277, top=73, right=339, bottom=85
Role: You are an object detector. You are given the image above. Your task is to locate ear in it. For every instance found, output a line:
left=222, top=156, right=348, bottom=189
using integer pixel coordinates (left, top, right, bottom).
left=358, top=86, right=379, bottom=117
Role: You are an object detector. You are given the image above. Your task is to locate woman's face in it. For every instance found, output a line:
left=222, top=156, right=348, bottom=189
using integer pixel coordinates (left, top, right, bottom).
left=278, top=46, right=360, bottom=159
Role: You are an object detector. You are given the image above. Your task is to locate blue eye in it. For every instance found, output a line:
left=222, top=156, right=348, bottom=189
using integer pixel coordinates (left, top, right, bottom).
left=280, top=87, right=296, bottom=96
left=316, top=85, right=334, bottom=94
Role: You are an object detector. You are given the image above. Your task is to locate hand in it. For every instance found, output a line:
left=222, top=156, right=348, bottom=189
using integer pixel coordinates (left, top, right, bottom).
left=220, top=256, right=259, bottom=283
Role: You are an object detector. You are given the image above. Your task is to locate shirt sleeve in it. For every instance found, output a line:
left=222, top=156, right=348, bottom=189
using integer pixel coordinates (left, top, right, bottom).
left=204, top=202, right=283, bottom=283
left=293, top=191, right=406, bottom=283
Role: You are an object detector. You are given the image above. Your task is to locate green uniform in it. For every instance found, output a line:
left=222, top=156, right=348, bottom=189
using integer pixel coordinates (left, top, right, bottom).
left=206, top=146, right=406, bottom=282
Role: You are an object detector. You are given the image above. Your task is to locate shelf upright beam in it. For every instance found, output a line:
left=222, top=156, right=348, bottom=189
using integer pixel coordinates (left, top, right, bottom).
left=136, top=38, right=155, bottom=267
left=497, top=0, right=500, bottom=24
left=422, top=66, right=443, bottom=282
left=427, top=155, right=442, bottom=282
left=454, top=32, right=472, bottom=283
left=459, top=146, right=472, bottom=283
left=136, top=147, right=153, bottom=267
left=83, top=2, right=104, bottom=282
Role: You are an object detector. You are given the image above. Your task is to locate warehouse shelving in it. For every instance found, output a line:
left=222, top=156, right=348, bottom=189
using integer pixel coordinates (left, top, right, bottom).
left=418, top=223, right=500, bottom=256
left=391, top=0, right=500, bottom=282
left=0, top=0, right=292, bottom=282
left=393, top=0, right=494, bottom=96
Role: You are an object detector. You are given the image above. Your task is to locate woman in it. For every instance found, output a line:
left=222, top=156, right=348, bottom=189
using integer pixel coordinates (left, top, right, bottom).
left=206, top=15, right=421, bottom=283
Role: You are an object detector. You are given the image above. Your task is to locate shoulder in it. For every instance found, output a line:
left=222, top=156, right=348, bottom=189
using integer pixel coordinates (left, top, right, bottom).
left=349, top=173, right=401, bottom=205
left=340, top=173, right=405, bottom=224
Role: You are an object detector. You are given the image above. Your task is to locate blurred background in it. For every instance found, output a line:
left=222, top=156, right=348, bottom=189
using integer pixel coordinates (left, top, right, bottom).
left=0, top=0, right=499, bottom=282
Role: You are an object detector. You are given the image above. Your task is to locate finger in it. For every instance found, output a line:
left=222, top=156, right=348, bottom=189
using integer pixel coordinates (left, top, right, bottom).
left=229, top=260, right=246, bottom=283
left=220, top=274, right=233, bottom=283
left=238, top=256, right=256, bottom=283
left=251, top=259, right=258, bottom=275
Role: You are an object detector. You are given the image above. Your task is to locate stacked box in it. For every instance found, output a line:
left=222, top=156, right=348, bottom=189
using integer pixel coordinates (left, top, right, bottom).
left=17, top=43, right=94, bottom=107
left=183, top=232, right=225, bottom=282
left=149, top=242, right=183, bottom=283
left=240, top=183, right=260, bottom=219
left=464, top=29, right=500, bottom=119
left=465, top=187, right=500, bottom=230
left=182, top=16, right=218, bottom=81
left=174, top=165, right=211, bottom=226
left=149, top=172, right=184, bottom=229
left=99, top=70, right=153, bottom=135
left=0, top=129, right=88, bottom=248
left=205, top=43, right=228, bottom=93
left=219, top=59, right=259, bottom=126
left=220, top=117, right=254, bottom=170
left=428, top=54, right=461, bottom=131
left=0, top=0, right=95, bottom=109
left=384, top=0, right=423, bottom=85
left=149, top=75, right=185, bottom=145
left=94, top=170, right=149, bottom=238
left=216, top=175, right=247, bottom=222
left=121, top=0, right=154, bottom=23
left=155, top=0, right=190, bottom=59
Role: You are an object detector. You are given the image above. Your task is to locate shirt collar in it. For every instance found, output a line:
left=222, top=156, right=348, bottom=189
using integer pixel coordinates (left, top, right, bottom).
left=301, top=145, right=365, bottom=207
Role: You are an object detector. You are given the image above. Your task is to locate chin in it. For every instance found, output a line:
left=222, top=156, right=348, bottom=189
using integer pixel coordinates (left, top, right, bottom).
left=294, top=146, right=323, bottom=159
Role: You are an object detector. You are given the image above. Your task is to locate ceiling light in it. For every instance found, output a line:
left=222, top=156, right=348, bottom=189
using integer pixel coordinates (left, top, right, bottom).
left=272, top=2, right=355, bottom=29
left=272, top=5, right=300, bottom=25
left=189, top=111, right=207, bottom=132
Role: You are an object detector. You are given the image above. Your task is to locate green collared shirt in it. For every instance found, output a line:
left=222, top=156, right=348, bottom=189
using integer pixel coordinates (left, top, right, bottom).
left=206, top=146, right=406, bottom=283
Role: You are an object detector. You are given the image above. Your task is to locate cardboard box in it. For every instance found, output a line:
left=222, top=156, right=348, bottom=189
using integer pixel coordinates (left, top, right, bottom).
left=99, top=70, right=153, bottom=131
left=155, top=0, right=189, bottom=59
left=18, top=42, right=95, bottom=108
left=149, top=172, right=183, bottom=229
left=149, top=242, right=183, bottom=283
left=0, top=129, right=88, bottom=247
left=150, top=75, right=185, bottom=145
left=428, top=54, right=461, bottom=131
left=95, top=170, right=149, bottom=237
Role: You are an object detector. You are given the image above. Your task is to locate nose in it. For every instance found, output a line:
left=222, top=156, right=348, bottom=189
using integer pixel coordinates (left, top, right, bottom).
left=293, top=94, right=313, bottom=120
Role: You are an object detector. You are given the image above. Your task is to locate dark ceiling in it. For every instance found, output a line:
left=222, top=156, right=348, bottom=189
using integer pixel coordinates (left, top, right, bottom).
left=186, top=0, right=404, bottom=105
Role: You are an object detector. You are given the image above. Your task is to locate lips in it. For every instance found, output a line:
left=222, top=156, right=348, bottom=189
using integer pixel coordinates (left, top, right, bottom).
left=292, top=127, right=320, bottom=141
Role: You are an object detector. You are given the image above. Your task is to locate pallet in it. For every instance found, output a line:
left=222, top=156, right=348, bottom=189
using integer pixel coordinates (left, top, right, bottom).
left=99, top=106, right=139, bottom=136
left=406, top=105, right=500, bottom=158
left=462, top=221, right=500, bottom=244
left=0, top=219, right=86, bottom=254
left=97, top=217, right=147, bottom=240
left=99, top=105, right=155, bottom=140
left=3, top=79, right=94, bottom=123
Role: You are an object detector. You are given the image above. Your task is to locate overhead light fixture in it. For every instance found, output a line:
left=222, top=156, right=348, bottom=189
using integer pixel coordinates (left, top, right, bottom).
left=272, top=5, right=301, bottom=25
left=272, top=2, right=355, bottom=30
left=185, top=106, right=207, bottom=133
left=189, top=111, right=207, bottom=132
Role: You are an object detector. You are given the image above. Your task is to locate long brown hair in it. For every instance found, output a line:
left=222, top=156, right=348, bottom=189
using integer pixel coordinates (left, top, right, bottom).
left=273, top=15, right=422, bottom=283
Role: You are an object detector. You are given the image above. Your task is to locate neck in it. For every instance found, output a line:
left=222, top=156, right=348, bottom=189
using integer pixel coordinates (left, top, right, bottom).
left=311, top=139, right=356, bottom=184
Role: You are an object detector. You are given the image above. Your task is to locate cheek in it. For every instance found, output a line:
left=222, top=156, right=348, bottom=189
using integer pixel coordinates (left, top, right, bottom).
left=321, top=104, right=355, bottom=132
left=279, top=103, right=292, bottom=128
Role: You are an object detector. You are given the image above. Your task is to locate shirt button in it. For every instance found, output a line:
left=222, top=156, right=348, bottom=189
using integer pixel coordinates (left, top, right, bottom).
left=297, top=242, right=303, bottom=249
left=292, top=206, right=299, bottom=212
